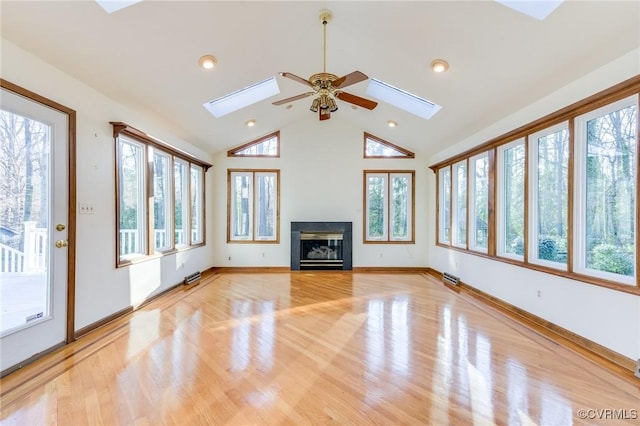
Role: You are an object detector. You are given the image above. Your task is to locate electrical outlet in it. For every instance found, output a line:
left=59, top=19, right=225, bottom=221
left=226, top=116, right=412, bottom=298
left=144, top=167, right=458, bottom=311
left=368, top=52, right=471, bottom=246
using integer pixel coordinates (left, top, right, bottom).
left=228, top=256, right=232, bottom=261
left=537, top=290, right=542, bottom=298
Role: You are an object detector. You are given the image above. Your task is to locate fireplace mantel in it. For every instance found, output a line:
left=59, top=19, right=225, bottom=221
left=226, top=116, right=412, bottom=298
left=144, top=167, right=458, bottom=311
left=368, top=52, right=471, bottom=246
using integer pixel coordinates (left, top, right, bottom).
left=291, top=222, right=352, bottom=270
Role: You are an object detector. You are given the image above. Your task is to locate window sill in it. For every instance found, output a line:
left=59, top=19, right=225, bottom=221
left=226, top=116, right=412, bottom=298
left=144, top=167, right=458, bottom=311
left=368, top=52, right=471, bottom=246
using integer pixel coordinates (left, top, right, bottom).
left=116, top=244, right=205, bottom=268
left=434, top=243, right=640, bottom=296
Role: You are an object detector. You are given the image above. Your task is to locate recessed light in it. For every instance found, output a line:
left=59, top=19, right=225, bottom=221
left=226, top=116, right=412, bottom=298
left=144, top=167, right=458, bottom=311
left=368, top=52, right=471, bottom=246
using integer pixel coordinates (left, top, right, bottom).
left=430, top=59, right=449, bottom=73
left=387, top=120, right=397, bottom=128
left=245, top=119, right=256, bottom=127
left=199, top=55, right=217, bottom=70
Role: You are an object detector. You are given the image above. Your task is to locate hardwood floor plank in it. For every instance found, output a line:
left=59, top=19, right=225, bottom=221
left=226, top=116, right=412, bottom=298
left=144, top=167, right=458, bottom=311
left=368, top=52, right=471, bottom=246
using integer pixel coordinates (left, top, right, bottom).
left=1, top=272, right=639, bottom=425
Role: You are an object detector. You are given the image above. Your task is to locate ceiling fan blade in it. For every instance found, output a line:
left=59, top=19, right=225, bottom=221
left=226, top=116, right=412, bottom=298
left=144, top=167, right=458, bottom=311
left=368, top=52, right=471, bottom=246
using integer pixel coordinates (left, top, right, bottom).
left=332, top=71, right=368, bottom=89
left=319, top=110, right=331, bottom=121
left=280, top=72, right=313, bottom=88
left=272, top=92, right=315, bottom=106
left=335, top=92, right=378, bottom=110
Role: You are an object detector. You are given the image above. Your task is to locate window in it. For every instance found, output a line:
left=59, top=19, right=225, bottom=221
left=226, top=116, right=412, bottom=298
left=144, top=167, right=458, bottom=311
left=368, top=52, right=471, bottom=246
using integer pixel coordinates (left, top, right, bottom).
left=497, top=139, right=525, bottom=259
left=364, top=171, right=414, bottom=243
left=228, top=169, right=279, bottom=242
left=437, top=167, right=451, bottom=244
left=430, top=77, right=640, bottom=293
left=152, top=149, right=172, bottom=251
left=452, top=160, right=467, bottom=248
left=190, top=164, right=204, bottom=244
left=574, top=96, right=637, bottom=285
left=364, top=133, right=415, bottom=158
left=469, top=153, right=489, bottom=253
left=113, top=122, right=211, bottom=266
left=117, top=137, right=146, bottom=259
left=228, top=131, right=280, bottom=157
left=174, top=159, right=188, bottom=247
left=529, top=123, right=569, bottom=268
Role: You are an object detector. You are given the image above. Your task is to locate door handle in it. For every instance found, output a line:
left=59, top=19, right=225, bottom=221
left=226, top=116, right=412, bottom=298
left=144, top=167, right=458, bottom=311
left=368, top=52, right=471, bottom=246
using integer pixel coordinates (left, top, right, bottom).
left=55, top=240, right=68, bottom=248
left=56, top=224, right=66, bottom=231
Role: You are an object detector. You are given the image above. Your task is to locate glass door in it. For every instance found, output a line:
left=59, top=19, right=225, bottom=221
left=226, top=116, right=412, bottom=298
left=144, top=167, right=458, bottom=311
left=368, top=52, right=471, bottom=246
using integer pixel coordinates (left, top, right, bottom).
left=0, top=86, right=71, bottom=373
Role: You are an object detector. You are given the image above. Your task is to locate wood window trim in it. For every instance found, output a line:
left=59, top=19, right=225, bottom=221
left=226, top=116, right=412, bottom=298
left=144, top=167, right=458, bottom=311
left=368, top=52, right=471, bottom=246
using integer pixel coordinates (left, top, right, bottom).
left=111, top=122, right=212, bottom=170
left=363, top=170, right=416, bottom=244
left=226, top=168, right=280, bottom=243
left=363, top=132, right=415, bottom=159
left=227, top=131, right=280, bottom=158
left=431, top=76, right=640, bottom=295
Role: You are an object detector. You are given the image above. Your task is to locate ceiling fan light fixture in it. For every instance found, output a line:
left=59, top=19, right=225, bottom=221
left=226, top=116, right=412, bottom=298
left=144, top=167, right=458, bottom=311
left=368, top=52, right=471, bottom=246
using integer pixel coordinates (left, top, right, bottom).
left=430, top=59, right=449, bottom=73
left=199, top=55, right=218, bottom=70
left=328, top=97, right=338, bottom=112
left=310, top=98, right=320, bottom=112
left=320, top=95, right=331, bottom=110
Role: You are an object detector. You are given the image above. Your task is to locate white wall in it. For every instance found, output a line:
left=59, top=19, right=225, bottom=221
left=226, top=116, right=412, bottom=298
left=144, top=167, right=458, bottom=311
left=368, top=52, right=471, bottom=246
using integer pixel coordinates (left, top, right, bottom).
left=1, top=39, right=215, bottom=330
left=427, top=49, right=640, bottom=361
left=211, top=116, right=429, bottom=268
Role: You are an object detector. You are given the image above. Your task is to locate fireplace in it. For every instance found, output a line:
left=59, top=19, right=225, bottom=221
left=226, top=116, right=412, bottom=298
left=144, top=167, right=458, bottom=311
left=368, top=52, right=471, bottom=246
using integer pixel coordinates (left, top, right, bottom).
left=291, top=222, right=352, bottom=270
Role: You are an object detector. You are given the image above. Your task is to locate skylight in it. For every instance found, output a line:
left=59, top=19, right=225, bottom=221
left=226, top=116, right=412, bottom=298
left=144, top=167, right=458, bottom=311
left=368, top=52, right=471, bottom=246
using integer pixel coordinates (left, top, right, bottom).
left=203, top=77, right=280, bottom=118
left=495, top=0, right=563, bottom=20
left=366, top=78, right=442, bottom=120
left=95, top=0, right=142, bottom=14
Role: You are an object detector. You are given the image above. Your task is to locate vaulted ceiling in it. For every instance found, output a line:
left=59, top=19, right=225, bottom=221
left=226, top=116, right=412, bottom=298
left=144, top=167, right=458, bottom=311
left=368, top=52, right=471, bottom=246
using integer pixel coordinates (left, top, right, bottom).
left=2, top=1, right=638, bottom=157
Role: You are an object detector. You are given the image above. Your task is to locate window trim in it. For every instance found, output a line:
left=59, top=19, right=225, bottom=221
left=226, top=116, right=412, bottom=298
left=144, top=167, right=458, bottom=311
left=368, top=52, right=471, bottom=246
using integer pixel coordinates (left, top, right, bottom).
left=430, top=76, right=640, bottom=295
left=227, top=168, right=280, bottom=243
left=363, top=170, right=415, bottom=244
left=112, top=122, right=210, bottom=268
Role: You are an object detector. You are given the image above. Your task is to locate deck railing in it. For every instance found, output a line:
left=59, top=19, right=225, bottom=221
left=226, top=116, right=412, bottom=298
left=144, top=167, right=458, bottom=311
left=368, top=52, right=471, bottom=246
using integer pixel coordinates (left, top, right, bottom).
left=119, top=229, right=200, bottom=256
left=0, top=221, right=47, bottom=273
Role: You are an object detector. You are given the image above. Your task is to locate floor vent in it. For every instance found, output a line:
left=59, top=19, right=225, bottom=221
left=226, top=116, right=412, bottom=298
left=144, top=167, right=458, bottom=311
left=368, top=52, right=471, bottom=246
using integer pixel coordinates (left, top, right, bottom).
left=443, top=272, right=460, bottom=286
left=184, top=271, right=201, bottom=286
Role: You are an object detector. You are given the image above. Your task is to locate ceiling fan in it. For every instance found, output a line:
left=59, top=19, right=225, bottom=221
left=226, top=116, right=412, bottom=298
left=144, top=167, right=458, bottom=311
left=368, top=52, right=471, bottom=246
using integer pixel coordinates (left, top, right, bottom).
left=272, top=10, right=378, bottom=121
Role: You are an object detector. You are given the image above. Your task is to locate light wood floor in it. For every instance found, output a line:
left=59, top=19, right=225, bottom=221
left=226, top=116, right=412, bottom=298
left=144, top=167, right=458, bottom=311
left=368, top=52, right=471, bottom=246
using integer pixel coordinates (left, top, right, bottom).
left=1, top=272, right=639, bottom=425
